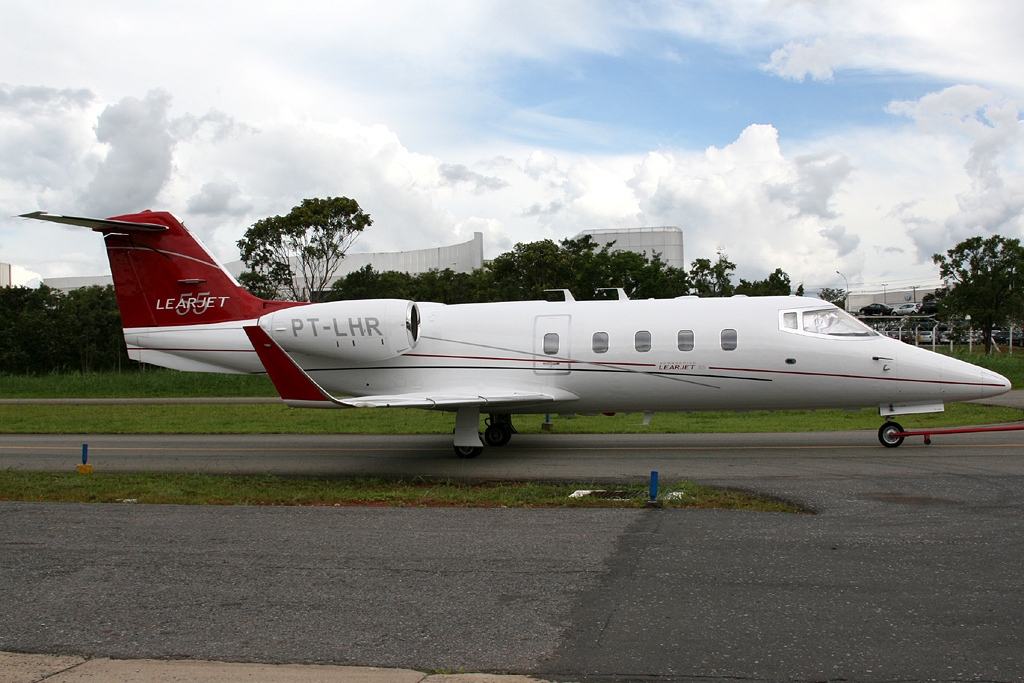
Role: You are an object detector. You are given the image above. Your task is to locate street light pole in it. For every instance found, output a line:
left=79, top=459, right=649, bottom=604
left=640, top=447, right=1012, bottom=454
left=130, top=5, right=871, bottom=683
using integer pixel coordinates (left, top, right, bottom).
left=836, top=270, right=849, bottom=311
left=882, top=284, right=887, bottom=305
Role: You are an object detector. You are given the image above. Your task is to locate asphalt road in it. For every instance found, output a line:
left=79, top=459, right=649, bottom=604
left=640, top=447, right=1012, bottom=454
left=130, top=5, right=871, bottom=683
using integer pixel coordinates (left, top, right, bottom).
left=2, top=431, right=1024, bottom=682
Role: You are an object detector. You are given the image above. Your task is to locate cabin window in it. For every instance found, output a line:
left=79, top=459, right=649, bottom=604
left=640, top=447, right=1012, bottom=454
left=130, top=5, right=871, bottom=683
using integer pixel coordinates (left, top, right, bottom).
left=782, top=312, right=798, bottom=329
left=635, top=331, right=651, bottom=352
left=543, top=333, right=559, bottom=355
left=677, top=330, right=694, bottom=351
left=801, top=309, right=875, bottom=337
left=721, top=329, right=737, bottom=350
left=592, top=332, right=609, bottom=354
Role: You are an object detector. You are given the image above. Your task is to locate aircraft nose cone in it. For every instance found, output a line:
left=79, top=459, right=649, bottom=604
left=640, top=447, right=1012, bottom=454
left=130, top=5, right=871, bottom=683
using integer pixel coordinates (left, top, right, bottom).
left=979, top=367, right=1012, bottom=397
left=940, top=354, right=1011, bottom=399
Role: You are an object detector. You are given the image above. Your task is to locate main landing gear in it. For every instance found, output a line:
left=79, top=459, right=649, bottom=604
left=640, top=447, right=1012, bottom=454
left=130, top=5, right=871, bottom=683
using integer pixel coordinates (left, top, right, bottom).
left=453, top=411, right=516, bottom=458
left=878, top=420, right=905, bottom=448
left=483, top=414, right=516, bottom=447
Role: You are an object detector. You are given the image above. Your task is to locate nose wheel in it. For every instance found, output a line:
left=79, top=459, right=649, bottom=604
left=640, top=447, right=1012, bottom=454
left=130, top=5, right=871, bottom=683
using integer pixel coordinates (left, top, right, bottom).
left=878, top=421, right=905, bottom=448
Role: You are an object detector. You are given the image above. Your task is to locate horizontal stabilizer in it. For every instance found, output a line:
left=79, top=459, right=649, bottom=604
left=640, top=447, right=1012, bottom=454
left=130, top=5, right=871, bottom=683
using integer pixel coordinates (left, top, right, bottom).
left=20, top=211, right=168, bottom=232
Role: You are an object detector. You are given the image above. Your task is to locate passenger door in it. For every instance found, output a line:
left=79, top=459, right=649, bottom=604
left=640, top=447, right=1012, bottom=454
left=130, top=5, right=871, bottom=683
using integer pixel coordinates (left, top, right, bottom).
left=533, top=315, right=571, bottom=375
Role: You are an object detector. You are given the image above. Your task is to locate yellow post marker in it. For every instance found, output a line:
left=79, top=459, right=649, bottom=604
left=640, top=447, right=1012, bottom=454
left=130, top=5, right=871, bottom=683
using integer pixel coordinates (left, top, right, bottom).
left=77, top=444, right=93, bottom=474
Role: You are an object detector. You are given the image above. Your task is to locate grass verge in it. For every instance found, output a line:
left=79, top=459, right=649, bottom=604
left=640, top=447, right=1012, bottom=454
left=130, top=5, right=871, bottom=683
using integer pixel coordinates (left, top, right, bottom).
left=0, top=472, right=803, bottom=512
left=0, top=369, right=277, bottom=398
left=0, top=402, right=1018, bottom=434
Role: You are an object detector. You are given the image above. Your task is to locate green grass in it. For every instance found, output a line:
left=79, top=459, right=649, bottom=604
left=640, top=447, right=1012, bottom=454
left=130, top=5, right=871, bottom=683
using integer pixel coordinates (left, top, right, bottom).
left=0, top=471, right=803, bottom=512
left=0, top=369, right=277, bottom=398
left=0, top=402, right=1018, bottom=434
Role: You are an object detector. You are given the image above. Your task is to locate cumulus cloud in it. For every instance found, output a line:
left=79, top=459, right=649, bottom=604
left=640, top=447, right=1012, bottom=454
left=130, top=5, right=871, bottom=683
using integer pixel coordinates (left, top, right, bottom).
left=888, top=85, right=1024, bottom=258
left=819, top=225, right=860, bottom=257
left=186, top=180, right=252, bottom=216
left=765, top=151, right=852, bottom=219
left=522, top=200, right=564, bottom=217
left=82, top=89, right=176, bottom=217
left=438, top=163, right=509, bottom=194
left=762, top=38, right=842, bottom=82
left=524, top=150, right=562, bottom=182
left=7, top=78, right=1021, bottom=295
left=619, top=124, right=864, bottom=284
left=0, top=85, right=98, bottom=189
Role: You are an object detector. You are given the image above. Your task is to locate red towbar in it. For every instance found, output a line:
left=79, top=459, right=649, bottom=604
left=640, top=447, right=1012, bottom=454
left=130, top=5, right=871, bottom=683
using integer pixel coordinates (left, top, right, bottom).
left=878, top=421, right=1024, bottom=447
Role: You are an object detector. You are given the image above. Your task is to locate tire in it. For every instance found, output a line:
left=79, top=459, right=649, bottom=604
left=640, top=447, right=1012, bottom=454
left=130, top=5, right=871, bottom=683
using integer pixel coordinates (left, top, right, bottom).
left=878, top=421, right=905, bottom=448
left=483, top=424, right=512, bottom=447
left=454, top=445, right=484, bottom=459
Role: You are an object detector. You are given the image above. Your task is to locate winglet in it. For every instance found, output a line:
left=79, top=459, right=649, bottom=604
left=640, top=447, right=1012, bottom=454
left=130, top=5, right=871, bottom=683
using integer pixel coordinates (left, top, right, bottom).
left=243, top=326, right=344, bottom=408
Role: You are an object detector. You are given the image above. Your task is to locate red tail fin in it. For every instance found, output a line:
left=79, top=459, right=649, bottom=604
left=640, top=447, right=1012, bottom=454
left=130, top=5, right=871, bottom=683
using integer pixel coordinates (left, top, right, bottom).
left=23, top=210, right=301, bottom=327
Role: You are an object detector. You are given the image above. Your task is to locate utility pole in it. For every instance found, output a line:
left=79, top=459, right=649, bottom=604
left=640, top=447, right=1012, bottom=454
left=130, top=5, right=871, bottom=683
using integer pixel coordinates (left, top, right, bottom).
left=836, top=270, right=849, bottom=311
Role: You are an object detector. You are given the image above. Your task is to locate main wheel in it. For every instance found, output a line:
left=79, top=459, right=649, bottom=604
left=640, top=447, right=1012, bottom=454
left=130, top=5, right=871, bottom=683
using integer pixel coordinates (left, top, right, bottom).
left=878, top=421, right=905, bottom=448
left=483, top=423, right=513, bottom=447
left=454, top=445, right=484, bottom=459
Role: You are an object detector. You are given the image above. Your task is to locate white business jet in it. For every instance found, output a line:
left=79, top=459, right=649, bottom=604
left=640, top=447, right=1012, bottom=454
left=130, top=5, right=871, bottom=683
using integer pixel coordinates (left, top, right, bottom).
left=22, top=210, right=1011, bottom=457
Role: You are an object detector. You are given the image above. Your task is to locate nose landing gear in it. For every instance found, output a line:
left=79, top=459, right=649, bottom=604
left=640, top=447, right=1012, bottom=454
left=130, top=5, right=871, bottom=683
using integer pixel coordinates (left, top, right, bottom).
left=878, top=420, right=906, bottom=448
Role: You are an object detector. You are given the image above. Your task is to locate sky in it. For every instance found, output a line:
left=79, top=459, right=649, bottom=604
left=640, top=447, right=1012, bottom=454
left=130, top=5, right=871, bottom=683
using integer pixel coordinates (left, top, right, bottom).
left=1, top=0, right=1022, bottom=296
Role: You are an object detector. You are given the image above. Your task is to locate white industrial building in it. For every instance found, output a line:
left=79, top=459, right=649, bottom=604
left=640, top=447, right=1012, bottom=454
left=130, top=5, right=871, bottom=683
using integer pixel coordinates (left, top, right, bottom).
left=574, top=226, right=685, bottom=269
left=0, top=262, right=11, bottom=287
left=846, top=288, right=939, bottom=312
left=223, top=232, right=483, bottom=285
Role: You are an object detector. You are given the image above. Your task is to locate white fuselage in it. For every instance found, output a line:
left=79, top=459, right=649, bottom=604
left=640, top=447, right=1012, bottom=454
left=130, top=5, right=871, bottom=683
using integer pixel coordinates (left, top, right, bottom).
left=123, top=295, right=1010, bottom=416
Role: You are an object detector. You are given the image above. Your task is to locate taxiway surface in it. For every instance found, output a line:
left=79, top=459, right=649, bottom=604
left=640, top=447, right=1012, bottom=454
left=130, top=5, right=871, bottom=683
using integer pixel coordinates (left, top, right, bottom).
left=2, top=431, right=1023, bottom=682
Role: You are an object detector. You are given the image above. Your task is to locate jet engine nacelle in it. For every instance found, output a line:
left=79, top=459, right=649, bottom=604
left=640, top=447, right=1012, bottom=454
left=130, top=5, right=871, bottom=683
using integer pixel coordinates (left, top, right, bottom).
left=258, top=299, right=420, bottom=363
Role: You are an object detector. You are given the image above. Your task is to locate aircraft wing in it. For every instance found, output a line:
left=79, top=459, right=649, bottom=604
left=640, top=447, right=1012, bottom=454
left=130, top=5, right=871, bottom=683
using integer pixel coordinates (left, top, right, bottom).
left=243, top=326, right=575, bottom=409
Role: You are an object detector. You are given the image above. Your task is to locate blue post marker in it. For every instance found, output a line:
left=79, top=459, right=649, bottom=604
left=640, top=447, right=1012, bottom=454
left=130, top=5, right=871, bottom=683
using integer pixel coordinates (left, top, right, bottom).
left=78, top=443, right=92, bottom=474
left=649, top=470, right=659, bottom=501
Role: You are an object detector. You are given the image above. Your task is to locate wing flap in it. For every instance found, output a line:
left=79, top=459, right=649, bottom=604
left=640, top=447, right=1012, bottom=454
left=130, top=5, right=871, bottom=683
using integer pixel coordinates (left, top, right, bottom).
left=341, top=391, right=563, bottom=409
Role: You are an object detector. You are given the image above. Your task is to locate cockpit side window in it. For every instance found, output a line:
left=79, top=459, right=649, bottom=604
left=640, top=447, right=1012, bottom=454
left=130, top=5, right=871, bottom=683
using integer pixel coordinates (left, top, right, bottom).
left=803, top=308, right=875, bottom=336
left=780, top=308, right=876, bottom=337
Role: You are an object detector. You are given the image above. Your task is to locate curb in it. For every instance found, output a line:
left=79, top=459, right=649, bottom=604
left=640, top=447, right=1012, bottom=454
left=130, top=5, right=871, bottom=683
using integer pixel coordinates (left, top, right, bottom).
left=0, top=652, right=555, bottom=683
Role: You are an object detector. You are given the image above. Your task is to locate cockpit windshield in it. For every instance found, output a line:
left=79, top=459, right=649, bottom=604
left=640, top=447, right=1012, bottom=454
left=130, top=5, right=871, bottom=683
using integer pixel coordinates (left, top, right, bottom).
left=801, top=308, right=876, bottom=337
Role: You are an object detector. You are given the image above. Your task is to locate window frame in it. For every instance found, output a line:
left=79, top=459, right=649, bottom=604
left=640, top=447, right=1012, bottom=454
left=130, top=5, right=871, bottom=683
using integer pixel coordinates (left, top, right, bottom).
left=634, top=330, right=652, bottom=353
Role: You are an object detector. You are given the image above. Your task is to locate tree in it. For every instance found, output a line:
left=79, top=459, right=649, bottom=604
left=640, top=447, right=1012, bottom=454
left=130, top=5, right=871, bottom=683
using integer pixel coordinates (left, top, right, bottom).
left=0, top=284, right=126, bottom=374
left=933, top=235, right=1024, bottom=353
left=818, top=286, right=847, bottom=307
left=237, top=197, right=371, bottom=301
left=689, top=252, right=736, bottom=297
left=735, top=268, right=793, bottom=296
left=486, top=235, right=689, bottom=301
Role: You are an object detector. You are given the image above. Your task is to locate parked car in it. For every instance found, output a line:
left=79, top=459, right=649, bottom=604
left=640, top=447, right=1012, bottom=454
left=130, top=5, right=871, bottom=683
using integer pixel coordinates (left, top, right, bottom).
left=990, top=330, right=1024, bottom=347
left=858, top=303, right=893, bottom=316
left=919, top=301, right=939, bottom=315
left=891, top=303, right=920, bottom=315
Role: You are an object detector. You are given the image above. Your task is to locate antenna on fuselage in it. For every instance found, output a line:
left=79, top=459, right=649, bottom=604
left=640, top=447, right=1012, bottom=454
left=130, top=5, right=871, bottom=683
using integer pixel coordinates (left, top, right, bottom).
left=543, top=289, right=576, bottom=302
left=596, top=287, right=629, bottom=301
